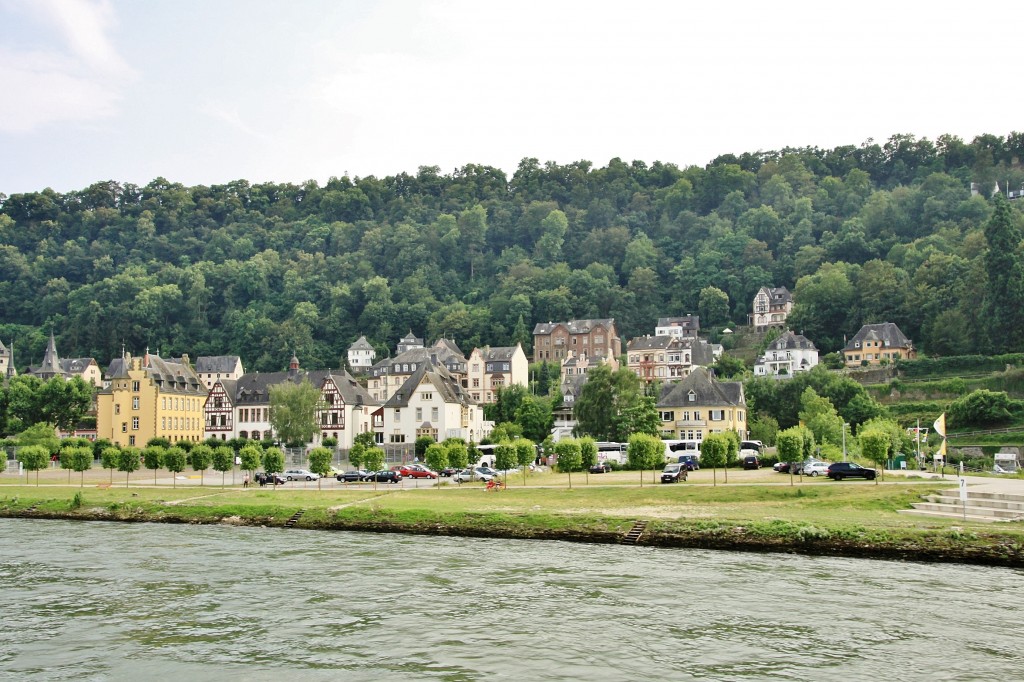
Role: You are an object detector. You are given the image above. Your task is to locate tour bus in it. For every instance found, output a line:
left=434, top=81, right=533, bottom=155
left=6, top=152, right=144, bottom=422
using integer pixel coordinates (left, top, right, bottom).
left=595, top=442, right=628, bottom=465
left=740, top=440, right=764, bottom=456
left=475, top=443, right=498, bottom=468
left=662, top=439, right=702, bottom=462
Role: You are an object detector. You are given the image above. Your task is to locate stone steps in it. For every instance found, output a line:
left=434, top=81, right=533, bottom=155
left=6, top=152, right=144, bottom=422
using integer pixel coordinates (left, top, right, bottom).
left=902, top=491, right=1024, bottom=522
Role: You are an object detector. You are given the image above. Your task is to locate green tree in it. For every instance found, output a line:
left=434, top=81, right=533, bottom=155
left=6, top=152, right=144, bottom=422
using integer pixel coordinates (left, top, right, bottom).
left=627, top=433, right=663, bottom=487
left=68, top=446, right=93, bottom=487
left=415, top=435, right=435, bottom=459
left=101, top=446, right=120, bottom=484
left=983, top=195, right=1024, bottom=353
left=269, top=379, right=322, bottom=447
left=494, top=441, right=517, bottom=484
left=698, top=286, right=730, bottom=326
left=747, top=415, right=778, bottom=447
left=117, top=447, right=141, bottom=487
left=348, top=441, right=366, bottom=470
left=262, top=447, right=286, bottom=487
left=579, top=436, right=598, bottom=475
left=445, top=439, right=469, bottom=470
left=164, top=447, right=187, bottom=488
left=700, top=434, right=727, bottom=486
left=16, top=422, right=59, bottom=453
left=949, top=389, right=1015, bottom=427
left=17, top=445, right=50, bottom=486
left=212, top=445, right=234, bottom=488
left=615, top=394, right=660, bottom=442
left=514, top=438, right=535, bottom=486
left=308, top=446, right=333, bottom=490
left=143, top=445, right=165, bottom=485
left=798, top=388, right=845, bottom=447
left=190, top=444, right=213, bottom=486
left=776, top=427, right=804, bottom=487
left=239, top=443, right=263, bottom=477
left=424, top=443, right=448, bottom=475
left=490, top=422, right=523, bottom=443
left=554, top=439, right=582, bottom=489
left=574, top=365, right=616, bottom=440
left=859, top=428, right=889, bottom=485
left=712, top=354, right=747, bottom=379
left=362, top=446, right=386, bottom=489
left=514, top=394, right=553, bottom=443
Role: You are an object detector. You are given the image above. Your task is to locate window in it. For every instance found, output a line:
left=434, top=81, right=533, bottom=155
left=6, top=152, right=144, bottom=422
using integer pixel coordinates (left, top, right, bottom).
left=395, top=409, right=401, bottom=420
left=688, top=391, right=696, bottom=402
left=114, top=404, right=120, bottom=415
left=128, top=436, right=135, bottom=446
left=710, top=410, right=724, bottom=421
left=416, top=407, right=423, bottom=421
left=132, top=397, right=140, bottom=410
left=422, top=392, right=433, bottom=401
left=162, top=417, right=166, bottom=429
left=431, top=407, right=439, bottom=421
left=132, top=417, right=139, bottom=430
left=389, top=434, right=406, bottom=444
left=132, top=381, right=140, bottom=392
left=659, top=411, right=674, bottom=421
left=694, top=411, right=701, bottom=420
left=121, top=422, right=127, bottom=433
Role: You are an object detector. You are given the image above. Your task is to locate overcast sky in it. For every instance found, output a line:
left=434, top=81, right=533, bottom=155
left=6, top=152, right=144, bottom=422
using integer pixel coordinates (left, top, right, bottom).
left=1, top=0, right=1019, bottom=195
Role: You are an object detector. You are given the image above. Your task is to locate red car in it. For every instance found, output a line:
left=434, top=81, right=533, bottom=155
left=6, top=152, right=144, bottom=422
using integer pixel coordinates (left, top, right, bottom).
left=396, top=464, right=438, bottom=479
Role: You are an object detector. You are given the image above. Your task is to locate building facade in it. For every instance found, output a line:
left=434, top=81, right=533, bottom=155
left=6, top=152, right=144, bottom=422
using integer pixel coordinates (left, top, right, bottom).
left=381, top=363, right=486, bottom=446
left=347, top=336, right=376, bottom=374
left=466, top=343, right=528, bottom=403
left=532, top=319, right=620, bottom=364
left=754, top=331, right=819, bottom=376
left=655, top=316, right=700, bottom=339
left=656, top=367, right=746, bottom=441
left=368, top=338, right=467, bottom=403
left=626, top=335, right=716, bottom=383
left=96, top=352, right=207, bottom=447
left=749, top=287, right=793, bottom=331
left=843, top=322, right=916, bottom=367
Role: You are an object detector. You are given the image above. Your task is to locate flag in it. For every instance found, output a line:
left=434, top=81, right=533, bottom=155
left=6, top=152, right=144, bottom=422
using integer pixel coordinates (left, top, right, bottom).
left=933, top=413, right=946, bottom=438
left=936, top=439, right=947, bottom=459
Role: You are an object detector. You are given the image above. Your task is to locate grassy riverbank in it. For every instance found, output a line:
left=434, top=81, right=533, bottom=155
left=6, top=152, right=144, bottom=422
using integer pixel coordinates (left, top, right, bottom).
left=3, top=476, right=1024, bottom=567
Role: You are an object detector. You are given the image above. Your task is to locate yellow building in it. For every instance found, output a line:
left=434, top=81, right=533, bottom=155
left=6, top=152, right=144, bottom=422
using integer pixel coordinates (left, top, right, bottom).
left=96, top=352, right=207, bottom=447
left=655, top=366, right=747, bottom=441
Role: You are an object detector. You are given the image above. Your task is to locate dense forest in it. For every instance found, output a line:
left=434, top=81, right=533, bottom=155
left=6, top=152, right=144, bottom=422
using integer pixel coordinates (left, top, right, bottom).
left=1, top=132, right=1023, bottom=373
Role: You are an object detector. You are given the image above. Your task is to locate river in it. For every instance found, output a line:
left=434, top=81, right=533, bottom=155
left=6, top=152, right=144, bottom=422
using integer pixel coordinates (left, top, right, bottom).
left=0, top=519, right=1020, bottom=681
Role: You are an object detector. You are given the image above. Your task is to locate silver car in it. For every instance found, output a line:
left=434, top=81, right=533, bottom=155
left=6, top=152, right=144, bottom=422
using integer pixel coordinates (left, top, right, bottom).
left=283, top=469, right=320, bottom=481
left=803, top=461, right=829, bottom=477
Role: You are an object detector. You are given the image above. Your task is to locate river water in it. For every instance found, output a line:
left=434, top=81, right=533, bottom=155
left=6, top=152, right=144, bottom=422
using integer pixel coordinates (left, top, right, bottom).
left=0, top=519, right=1020, bottom=681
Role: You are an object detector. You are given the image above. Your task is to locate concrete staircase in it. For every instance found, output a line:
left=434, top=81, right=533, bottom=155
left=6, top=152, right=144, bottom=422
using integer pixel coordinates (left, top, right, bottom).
left=900, top=490, right=1024, bottom=522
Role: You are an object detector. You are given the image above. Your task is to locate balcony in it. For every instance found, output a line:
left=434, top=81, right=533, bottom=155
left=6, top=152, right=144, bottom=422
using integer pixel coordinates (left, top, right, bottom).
left=675, top=419, right=707, bottom=428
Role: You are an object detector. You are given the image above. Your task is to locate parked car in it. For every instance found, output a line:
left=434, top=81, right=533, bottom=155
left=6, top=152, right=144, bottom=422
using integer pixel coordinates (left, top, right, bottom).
left=678, top=454, right=700, bottom=471
left=661, top=463, right=688, bottom=483
left=438, top=467, right=458, bottom=478
left=742, top=455, right=760, bottom=470
left=364, top=470, right=403, bottom=484
left=336, top=469, right=369, bottom=482
left=284, top=469, right=320, bottom=481
left=773, top=462, right=790, bottom=473
left=452, top=467, right=493, bottom=483
left=477, top=466, right=501, bottom=479
left=590, top=462, right=612, bottom=474
left=399, top=464, right=438, bottom=479
left=827, top=462, right=877, bottom=481
left=803, top=461, right=830, bottom=477
left=256, top=472, right=287, bottom=486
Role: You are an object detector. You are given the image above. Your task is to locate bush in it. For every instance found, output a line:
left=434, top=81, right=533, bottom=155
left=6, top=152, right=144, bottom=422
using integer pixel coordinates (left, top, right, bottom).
left=948, top=389, right=1021, bottom=428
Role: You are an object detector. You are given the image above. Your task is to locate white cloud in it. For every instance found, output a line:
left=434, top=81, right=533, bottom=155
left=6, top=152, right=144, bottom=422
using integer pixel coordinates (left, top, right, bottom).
left=0, top=0, right=134, bottom=133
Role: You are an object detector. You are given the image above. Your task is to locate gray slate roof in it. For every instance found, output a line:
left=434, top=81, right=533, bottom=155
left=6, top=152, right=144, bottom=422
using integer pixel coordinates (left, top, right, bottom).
left=195, top=355, right=241, bottom=374
left=657, top=316, right=700, bottom=330
left=348, top=336, right=374, bottom=351
left=843, top=322, right=912, bottom=351
left=383, top=362, right=476, bottom=408
left=229, top=368, right=376, bottom=408
left=766, top=331, right=817, bottom=352
left=59, top=358, right=96, bottom=374
left=657, top=367, right=744, bottom=408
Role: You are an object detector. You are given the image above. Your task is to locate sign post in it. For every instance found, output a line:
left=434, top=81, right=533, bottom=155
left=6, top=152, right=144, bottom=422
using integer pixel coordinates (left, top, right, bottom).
left=959, top=475, right=968, bottom=522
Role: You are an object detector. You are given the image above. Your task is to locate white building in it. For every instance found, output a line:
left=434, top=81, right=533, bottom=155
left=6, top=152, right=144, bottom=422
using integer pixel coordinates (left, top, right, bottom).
left=754, top=331, right=818, bottom=376
left=381, top=362, right=486, bottom=446
left=466, top=343, right=528, bottom=404
left=347, top=336, right=376, bottom=374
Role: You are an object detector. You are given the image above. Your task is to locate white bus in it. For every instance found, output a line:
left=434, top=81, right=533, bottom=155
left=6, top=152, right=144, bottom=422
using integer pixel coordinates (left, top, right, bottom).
left=663, top=439, right=702, bottom=462
left=595, top=442, right=627, bottom=465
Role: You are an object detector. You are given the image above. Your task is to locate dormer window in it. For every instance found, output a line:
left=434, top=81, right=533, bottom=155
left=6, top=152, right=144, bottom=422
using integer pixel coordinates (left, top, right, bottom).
left=688, top=391, right=696, bottom=402
left=854, top=341, right=861, bottom=348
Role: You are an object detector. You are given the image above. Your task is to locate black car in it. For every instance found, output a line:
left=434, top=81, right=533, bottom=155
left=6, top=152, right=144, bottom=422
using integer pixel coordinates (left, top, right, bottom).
left=826, top=462, right=877, bottom=481
left=661, top=463, right=688, bottom=483
left=438, top=467, right=458, bottom=478
left=589, top=463, right=612, bottom=474
left=678, top=455, right=700, bottom=471
left=364, top=470, right=403, bottom=484
left=742, top=455, right=760, bottom=470
left=255, top=472, right=287, bottom=486
left=336, top=470, right=369, bottom=482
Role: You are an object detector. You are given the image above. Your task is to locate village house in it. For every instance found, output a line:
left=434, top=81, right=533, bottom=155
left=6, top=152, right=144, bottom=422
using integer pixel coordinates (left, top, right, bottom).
left=96, top=352, right=207, bottom=447
left=754, top=331, right=819, bottom=376
left=843, top=322, right=916, bottom=367
left=26, top=332, right=102, bottom=386
left=532, top=319, right=620, bottom=364
left=380, top=361, right=487, bottom=449
left=0, top=339, right=13, bottom=380
left=466, top=343, right=528, bottom=404
left=626, top=335, right=716, bottom=384
left=655, top=315, right=700, bottom=339
left=347, top=336, right=376, bottom=374
left=656, top=366, right=747, bottom=441
left=749, top=287, right=793, bottom=331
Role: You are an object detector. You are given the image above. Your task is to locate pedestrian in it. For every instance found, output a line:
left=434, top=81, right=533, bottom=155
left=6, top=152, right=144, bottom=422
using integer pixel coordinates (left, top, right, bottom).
left=243, top=474, right=250, bottom=488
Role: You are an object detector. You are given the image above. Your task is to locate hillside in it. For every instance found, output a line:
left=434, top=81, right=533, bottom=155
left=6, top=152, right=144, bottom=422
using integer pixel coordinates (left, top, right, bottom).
left=1, top=132, right=1023, bottom=371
